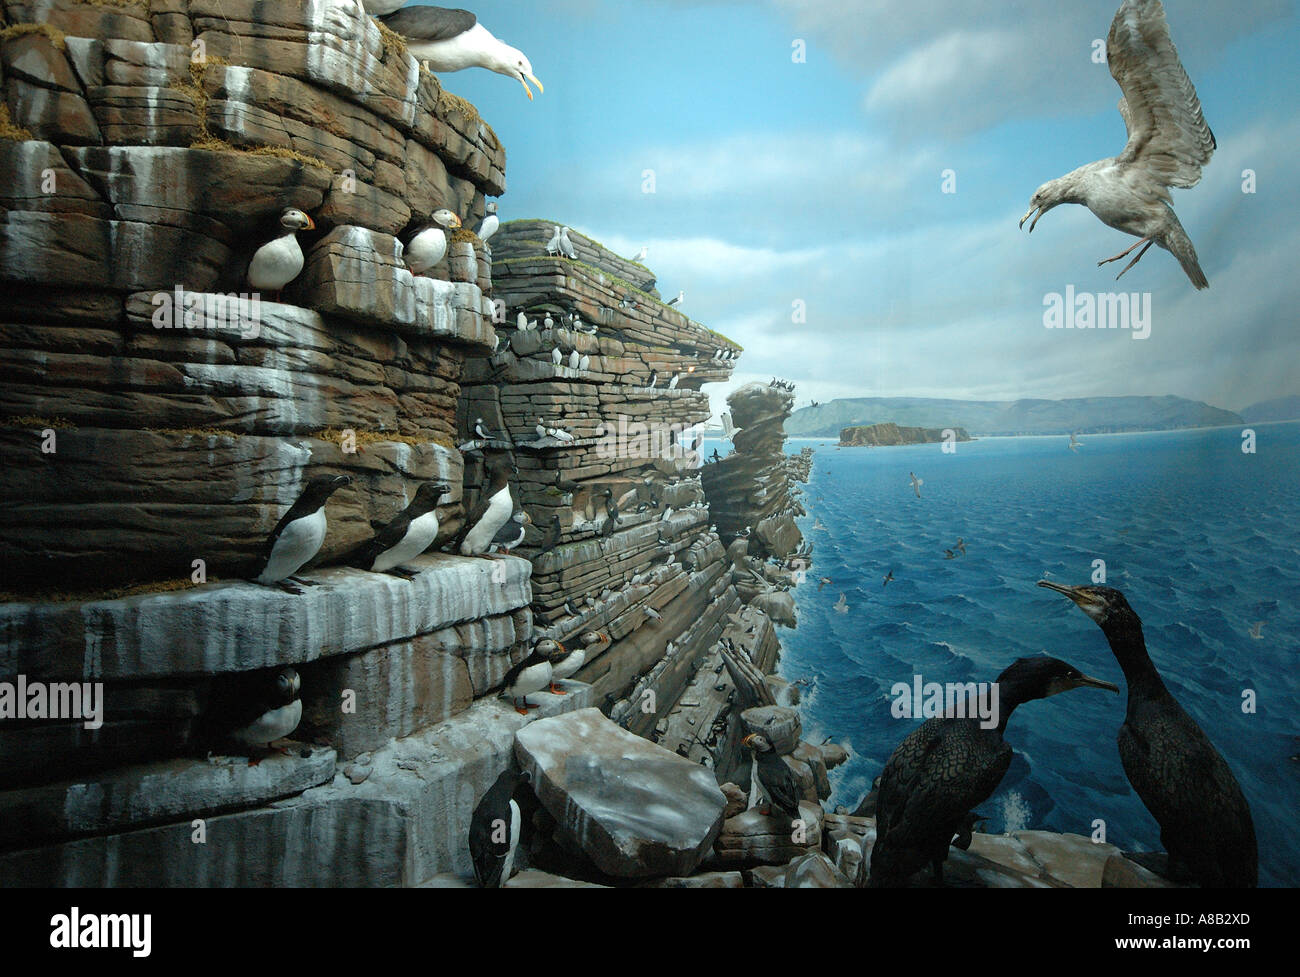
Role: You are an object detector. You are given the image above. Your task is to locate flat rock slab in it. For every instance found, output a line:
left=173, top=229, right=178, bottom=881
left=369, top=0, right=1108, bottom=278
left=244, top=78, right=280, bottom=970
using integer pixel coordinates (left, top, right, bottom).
left=419, top=869, right=609, bottom=889
left=0, top=745, right=335, bottom=848
left=710, top=800, right=823, bottom=868
left=514, top=707, right=726, bottom=879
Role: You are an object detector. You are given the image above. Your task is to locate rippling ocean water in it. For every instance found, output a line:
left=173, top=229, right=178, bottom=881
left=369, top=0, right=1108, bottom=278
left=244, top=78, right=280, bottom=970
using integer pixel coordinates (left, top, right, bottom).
left=721, top=422, right=1299, bottom=887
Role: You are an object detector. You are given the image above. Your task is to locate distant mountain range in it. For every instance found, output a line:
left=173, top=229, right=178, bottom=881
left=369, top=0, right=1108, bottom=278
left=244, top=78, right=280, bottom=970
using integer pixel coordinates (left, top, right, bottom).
left=787, top=395, right=1260, bottom=438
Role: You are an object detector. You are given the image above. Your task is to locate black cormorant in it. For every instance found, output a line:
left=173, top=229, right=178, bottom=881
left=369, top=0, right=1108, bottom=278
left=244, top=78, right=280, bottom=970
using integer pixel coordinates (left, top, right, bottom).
left=1038, top=581, right=1258, bottom=887
left=869, top=656, right=1118, bottom=887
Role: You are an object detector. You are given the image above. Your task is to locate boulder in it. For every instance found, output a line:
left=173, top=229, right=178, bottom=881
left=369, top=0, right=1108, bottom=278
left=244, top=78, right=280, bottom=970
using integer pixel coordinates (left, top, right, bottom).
left=514, top=707, right=726, bottom=878
left=711, top=800, right=823, bottom=867
left=785, top=850, right=851, bottom=888
left=740, top=705, right=801, bottom=755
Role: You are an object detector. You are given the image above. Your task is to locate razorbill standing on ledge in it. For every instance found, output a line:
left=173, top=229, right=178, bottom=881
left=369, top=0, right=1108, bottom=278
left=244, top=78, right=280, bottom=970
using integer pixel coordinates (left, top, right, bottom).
left=382, top=5, right=543, bottom=99
left=502, top=641, right=555, bottom=714
left=456, top=454, right=516, bottom=557
left=201, top=667, right=303, bottom=764
left=469, top=764, right=530, bottom=887
left=403, top=209, right=462, bottom=275
left=251, top=474, right=351, bottom=594
left=248, top=208, right=315, bottom=301
left=349, top=481, right=451, bottom=578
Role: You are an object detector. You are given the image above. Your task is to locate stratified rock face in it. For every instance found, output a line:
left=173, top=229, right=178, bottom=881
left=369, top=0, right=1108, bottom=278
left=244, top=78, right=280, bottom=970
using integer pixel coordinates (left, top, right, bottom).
left=514, top=708, right=727, bottom=878
left=700, top=382, right=803, bottom=561
left=0, top=1, right=504, bottom=593
left=839, top=423, right=971, bottom=446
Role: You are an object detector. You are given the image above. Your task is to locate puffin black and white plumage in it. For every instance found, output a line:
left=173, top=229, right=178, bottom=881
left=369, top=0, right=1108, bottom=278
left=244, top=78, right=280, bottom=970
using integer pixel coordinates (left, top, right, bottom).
left=455, top=454, right=516, bottom=557
left=380, top=6, right=543, bottom=99
left=546, top=630, right=609, bottom=693
left=200, top=667, right=303, bottom=764
left=251, top=473, right=351, bottom=594
left=502, top=641, right=555, bottom=714
left=476, top=201, right=499, bottom=243
left=349, top=481, right=450, bottom=578
left=248, top=208, right=315, bottom=301
left=403, top=208, right=462, bottom=275
left=742, top=732, right=804, bottom=826
left=469, top=765, right=530, bottom=887
left=490, top=508, right=530, bottom=554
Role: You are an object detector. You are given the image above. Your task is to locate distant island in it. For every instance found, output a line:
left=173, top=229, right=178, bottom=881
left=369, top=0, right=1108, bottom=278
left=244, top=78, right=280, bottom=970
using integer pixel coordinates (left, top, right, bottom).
left=790, top=395, right=1254, bottom=439
left=839, top=423, right=972, bottom=447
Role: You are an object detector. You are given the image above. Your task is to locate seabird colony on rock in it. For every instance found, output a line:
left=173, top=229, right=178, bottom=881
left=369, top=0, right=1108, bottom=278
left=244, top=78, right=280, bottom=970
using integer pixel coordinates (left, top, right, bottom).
left=1020, top=0, right=1216, bottom=288
left=378, top=5, right=543, bottom=100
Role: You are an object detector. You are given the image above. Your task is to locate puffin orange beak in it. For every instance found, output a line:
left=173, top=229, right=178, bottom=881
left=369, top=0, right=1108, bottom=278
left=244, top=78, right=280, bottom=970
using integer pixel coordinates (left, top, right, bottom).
left=304, top=215, right=316, bottom=231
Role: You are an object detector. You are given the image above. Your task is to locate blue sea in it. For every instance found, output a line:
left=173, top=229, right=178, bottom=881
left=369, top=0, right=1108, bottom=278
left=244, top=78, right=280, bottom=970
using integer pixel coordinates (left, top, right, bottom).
left=711, top=422, right=1300, bottom=886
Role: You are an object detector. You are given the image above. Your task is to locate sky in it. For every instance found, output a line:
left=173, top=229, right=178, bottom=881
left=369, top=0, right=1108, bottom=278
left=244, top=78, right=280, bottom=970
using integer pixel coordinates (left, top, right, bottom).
left=439, top=0, right=1300, bottom=418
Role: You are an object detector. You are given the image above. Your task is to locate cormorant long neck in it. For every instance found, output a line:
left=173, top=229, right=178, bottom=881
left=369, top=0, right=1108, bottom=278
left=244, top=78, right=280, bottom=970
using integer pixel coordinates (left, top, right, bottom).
left=993, top=673, right=1038, bottom=735
left=1102, top=617, right=1167, bottom=700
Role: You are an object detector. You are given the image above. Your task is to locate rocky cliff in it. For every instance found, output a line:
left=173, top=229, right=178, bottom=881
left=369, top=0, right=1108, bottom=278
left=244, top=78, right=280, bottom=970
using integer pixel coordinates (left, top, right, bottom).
left=839, top=423, right=972, bottom=446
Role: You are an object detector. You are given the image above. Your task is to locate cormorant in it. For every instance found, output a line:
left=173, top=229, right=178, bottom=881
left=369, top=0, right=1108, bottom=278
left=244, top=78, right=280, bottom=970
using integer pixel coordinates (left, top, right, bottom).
left=1038, top=581, right=1258, bottom=887
left=868, top=656, right=1118, bottom=887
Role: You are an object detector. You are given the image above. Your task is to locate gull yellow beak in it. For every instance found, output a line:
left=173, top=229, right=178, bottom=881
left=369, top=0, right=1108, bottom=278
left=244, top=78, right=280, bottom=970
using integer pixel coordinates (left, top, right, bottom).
left=520, top=77, right=533, bottom=100
left=528, top=72, right=543, bottom=95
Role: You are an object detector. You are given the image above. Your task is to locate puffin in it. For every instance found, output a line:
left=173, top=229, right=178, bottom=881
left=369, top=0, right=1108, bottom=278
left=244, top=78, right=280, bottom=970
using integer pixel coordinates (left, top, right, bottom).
left=742, top=732, right=804, bottom=826
left=349, top=481, right=451, bottom=578
left=501, top=641, right=555, bottom=714
left=380, top=6, right=543, bottom=100
left=251, top=474, right=351, bottom=594
left=403, top=208, right=462, bottom=275
left=490, top=508, right=531, bottom=555
left=455, top=454, right=516, bottom=557
left=248, top=208, right=315, bottom=301
left=476, top=201, right=499, bottom=244
left=470, top=769, right=530, bottom=888
left=200, top=667, right=303, bottom=764
left=546, top=630, right=609, bottom=694
left=468, top=764, right=531, bottom=887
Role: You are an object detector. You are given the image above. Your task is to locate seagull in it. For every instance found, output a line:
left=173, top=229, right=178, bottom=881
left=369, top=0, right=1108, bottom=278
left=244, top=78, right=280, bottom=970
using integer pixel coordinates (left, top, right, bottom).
left=1247, top=621, right=1264, bottom=640
left=882, top=569, right=894, bottom=588
left=1019, top=0, right=1215, bottom=288
left=1069, top=432, right=1083, bottom=451
left=403, top=209, right=462, bottom=275
left=545, top=226, right=562, bottom=256
left=667, top=290, right=684, bottom=307
left=558, top=227, right=578, bottom=259
left=721, top=411, right=742, bottom=443
left=833, top=593, right=848, bottom=614
left=627, top=246, right=648, bottom=263
left=380, top=6, right=543, bottom=100
left=476, top=201, right=499, bottom=243
left=909, top=472, right=923, bottom=499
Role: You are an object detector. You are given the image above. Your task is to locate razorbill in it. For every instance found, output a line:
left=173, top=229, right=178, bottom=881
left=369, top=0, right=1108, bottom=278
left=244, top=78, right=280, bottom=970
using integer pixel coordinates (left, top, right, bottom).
left=349, top=481, right=451, bottom=578
left=456, top=455, right=516, bottom=557
left=248, top=208, right=315, bottom=301
left=252, top=473, right=351, bottom=594
left=469, top=765, right=530, bottom=887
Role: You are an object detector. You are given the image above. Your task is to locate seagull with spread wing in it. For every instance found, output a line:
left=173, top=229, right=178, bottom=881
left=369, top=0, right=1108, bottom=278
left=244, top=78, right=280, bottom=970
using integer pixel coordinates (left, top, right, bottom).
left=1020, top=0, right=1215, bottom=289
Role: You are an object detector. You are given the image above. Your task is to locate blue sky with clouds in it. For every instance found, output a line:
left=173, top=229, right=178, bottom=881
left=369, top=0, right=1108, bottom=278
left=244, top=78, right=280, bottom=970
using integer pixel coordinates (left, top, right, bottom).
left=440, top=0, right=1299, bottom=417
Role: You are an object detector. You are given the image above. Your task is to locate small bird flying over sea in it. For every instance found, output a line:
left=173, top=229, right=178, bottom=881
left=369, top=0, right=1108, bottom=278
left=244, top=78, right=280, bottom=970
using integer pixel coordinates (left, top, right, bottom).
left=1038, top=581, right=1257, bottom=886
left=380, top=6, right=543, bottom=99
left=909, top=472, right=923, bottom=499
left=1069, top=432, right=1083, bottom=451
left=349, top=481, right=450, bottom=578
left=1019, top=0, right=1215, bottom=288
left=251, top=474, right=350, bottom=594
left=869, top=655, right=1117, bottom=886
left=248, top=208, right=315, bottom=301
left=882, top=569, right=895, bottom=587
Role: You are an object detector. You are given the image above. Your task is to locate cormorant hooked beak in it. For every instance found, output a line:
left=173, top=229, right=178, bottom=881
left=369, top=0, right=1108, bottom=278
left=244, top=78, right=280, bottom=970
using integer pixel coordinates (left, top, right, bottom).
left=1059, top=671, right=1120, bottom=694
left=1037, top=580, right=1108, bottom=622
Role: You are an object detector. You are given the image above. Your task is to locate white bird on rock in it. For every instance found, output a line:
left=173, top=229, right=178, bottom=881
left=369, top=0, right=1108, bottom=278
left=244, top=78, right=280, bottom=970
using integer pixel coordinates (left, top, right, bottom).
left=379, top=6, right=543, bottom=100
left=667, top=290, right=684, bottom=307
left=627, top=246, right=648, bottom=263
left=552, top=346, right=563, bottom=365
left=578, top=354, right=590, bottom=372
left=568, top=349, right=580, bottom=370
left=1020, top=0, right=1215, bottom=289
left=248, top=208, right=315, bottom=301
left=667, top=373, right=679, bottom=389
left=516, top=311, right=527, bottom=330
left=558, top=227, right=577, bottom=259
left=403, top=208, right=462, bottom=275
left=476, top=201, right=499, bottom=243
left=545, top=226, right=562, bottom=255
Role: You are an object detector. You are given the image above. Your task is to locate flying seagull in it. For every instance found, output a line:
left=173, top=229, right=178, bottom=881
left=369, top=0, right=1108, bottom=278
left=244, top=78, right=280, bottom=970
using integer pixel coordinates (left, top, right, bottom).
left=1020, top=0, right=1215, bottom=288
left=909, top=472, right=923, bottom=499
left=1069, top=432, right=1083, bottom=451
left=380, top=6, right=543, bottom=100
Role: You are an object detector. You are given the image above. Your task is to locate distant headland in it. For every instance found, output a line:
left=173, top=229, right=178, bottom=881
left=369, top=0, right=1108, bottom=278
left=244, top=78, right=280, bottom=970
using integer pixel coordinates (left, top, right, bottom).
left=838, top=423, right=972, bottom=447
